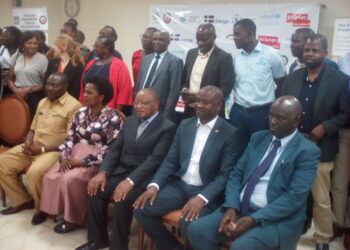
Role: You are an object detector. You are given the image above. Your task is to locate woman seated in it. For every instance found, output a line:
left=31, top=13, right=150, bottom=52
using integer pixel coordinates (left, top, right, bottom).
left=7, top=31, right=48, bottom=117
left=79, top=36, right=133, bottom=112
left=38, top=77, right=123, bottom=233
left=44, top=34, right=84, bottom=99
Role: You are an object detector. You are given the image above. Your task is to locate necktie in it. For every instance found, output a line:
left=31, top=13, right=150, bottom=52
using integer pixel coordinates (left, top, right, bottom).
left=136, top=120, right=149, bottom=140
left=240, top=139, right=281, bottom=216
left=143, top=54, right=160, bottom=89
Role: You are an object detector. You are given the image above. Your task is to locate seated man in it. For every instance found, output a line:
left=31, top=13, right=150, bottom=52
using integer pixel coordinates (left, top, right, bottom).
left=133, top=86, right=242, bottom=250
left=187, top=96, right=321, bottom=250
left=75, top=88, right=176, bottom=250
left=0, top=73, right=81, bottom=224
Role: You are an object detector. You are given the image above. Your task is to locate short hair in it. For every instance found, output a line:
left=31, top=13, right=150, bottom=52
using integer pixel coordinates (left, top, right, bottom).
left=48, top=72, right=68, bottom=85
left=307, top=33, right=328, bottom=50
left=146, top=27, right=158, bottom=34
left=67, top=18, right=78, bottom=27
left=85, top=77, right=114, bottom=105
left=198, top=23, right=216, bottom=36
left=4, top=26, right=22, bottom=48
left=76, top=30, right=85, bottom=44
left=200, top=85, right=224, bottom=104
left=101, top=25, right=118, bottom=41
left=139, top=88, right=159, bottom=101
left=97, top=36, right=115, bottom=53
left=295, top=28, right=315, bottom=42
left=63, top=21, right=78, bottom=33
left=234, top=18, right=256, bottom=35
left=20, top=31, right=37, bottom=50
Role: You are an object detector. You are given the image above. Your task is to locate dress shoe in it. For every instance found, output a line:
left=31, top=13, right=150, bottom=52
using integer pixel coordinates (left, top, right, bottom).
left=75, top=241, right=108, bottom=250
left=344, top=228, right=350, bottom=250
left=31, top=211, right=48, bottom=225
left=315, top=243, right=329, bottom=250
left=0, top=200, right=34, bottom=215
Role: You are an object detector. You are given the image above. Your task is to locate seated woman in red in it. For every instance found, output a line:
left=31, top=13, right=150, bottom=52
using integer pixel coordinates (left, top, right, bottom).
left=39, top=77, right=123, bottom=233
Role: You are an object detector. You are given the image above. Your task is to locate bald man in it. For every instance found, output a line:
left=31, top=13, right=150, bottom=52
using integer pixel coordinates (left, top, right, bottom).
left=76, top=89, right=176, bottom=250
left=134, top=30, right=183, bottom=122
left=187, top=96, right=321, bottom=250
left=0, top=73, right=81, bottom=224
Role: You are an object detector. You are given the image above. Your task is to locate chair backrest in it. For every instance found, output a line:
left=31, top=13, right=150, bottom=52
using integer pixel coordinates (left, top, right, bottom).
left=0, top=95, right=31, bottom=145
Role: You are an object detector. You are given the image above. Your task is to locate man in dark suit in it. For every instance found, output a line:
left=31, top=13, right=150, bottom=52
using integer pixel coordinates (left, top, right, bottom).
left=187, top=96, right=321, bottom=250
left=281, top=34, right=350, bottom=250
left=133, top=86, right=242, bottom=250
left=181, top=23, right=234, bottom=118
left=75, top=89, right=176, bottom=250
left=134, top=30, right=183, bottom=122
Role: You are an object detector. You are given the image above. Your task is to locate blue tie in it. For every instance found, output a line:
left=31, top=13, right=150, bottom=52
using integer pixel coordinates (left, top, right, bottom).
left=240, top=139, right=281, bottom=216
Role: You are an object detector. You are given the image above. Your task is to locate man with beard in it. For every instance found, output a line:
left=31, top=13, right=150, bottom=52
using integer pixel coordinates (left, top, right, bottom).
left=281, top=33, right=350, bottom=250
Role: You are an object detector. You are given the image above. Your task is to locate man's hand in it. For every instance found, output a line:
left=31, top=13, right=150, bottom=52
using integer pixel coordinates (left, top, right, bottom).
left=181, top=196, right=205, bottom=221
left=22, top=143, right=41, bottom=156
left=310, top=124, right=326, bottom=142
left=13, top=87, right=28, bottom=99
left=87, top=171, right=107, bottom=196
left=133, top=186, right=158, bottom=209
left=218, top=208, right=237, bottom=236
left=113, top=179, right=133, bottom=202
left=229, top=216, right=256, bottom=237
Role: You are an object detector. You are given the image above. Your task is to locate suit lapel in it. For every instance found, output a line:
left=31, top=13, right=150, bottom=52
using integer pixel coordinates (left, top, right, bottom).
left=313, top=66, right=329, bottom=119
left=201, top=46, right=218, bottom=87
left=151, top=52, right=169, bottom=85
left=289, top=69, right=304, bottom=99
left=200, top=118, right=222, bottom=159
left=183, top=118, right=199, bottom=159
left=136, top=114, right=161, bottom=143
left=129, top=116, right=141, bottom=143
left=139, top=55, right=153, bottom=90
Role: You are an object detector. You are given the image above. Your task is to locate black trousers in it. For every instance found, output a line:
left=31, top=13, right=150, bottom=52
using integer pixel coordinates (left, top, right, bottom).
left=86, top=174, right=145, bottom=250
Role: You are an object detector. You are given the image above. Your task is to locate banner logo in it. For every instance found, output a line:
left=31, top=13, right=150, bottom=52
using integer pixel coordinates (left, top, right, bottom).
left=286, top=13, right=311, bottom=27
left=163, top=12, right=172, bottom=24
left=204, top=15, right=215, bottom=23
left=258, top=35, right=280, bottom=49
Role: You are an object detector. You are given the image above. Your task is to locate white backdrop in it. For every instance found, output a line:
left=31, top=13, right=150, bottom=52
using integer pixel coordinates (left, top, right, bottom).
left=149, top=3, right=320, bottom=70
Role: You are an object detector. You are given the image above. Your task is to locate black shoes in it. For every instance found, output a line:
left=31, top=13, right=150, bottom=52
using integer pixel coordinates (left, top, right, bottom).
left=75, top=241, right=108, bottom=250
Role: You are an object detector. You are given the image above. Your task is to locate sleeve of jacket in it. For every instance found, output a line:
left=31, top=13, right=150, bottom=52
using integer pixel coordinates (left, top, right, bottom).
left=222, top=133, right=256, bottom=210
left=250, top=144, right=320, bottom=226
left=128, top=122, right=176, bottom=186
left=182, top=50, right=193, bottom=89
left=199, top=128, right=242, bottom=202
left=322, top=74, right=350, bottom=135
left=163, top=57, right=184, bottom=119
left=151, top=122, right=183, bottom=189
left=70, top=63, right=84, bottom=99
left=219, top=51, right=234, bottom=98
left=98, top=122, right=124, bottom=176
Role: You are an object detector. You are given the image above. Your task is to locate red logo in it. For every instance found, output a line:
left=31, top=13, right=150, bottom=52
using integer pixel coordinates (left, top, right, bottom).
left=286, top=13, right=311, bottom=27
left=258, top=35, right=280, bottom=49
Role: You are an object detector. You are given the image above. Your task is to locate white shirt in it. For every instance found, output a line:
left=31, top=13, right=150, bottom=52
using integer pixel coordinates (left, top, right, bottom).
left=189, top=46, right=215, bottom=93
left=240, top=129, right=297, bottom=209
left=142, top=51, right=167, bottom=88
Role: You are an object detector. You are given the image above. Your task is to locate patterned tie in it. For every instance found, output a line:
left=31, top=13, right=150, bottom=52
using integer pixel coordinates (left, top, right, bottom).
left=240, top=139, right=281, bottom=216
left=136, top=120, right=149, bottom=140
left=143, top=54, right=160, bottom=89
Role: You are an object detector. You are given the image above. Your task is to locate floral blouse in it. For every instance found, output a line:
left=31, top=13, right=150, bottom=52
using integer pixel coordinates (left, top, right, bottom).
left=59, top=106, right=122, bottom=167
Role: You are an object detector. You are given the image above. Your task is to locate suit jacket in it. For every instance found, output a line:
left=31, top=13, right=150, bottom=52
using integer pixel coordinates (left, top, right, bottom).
left=183, top=46, right=234, bottom=98
left=152, top=116, right=241, bottom=206
left=134, top=52, right=183, bottom=122
left=44, top=58, right=84, bottom=99
left=281, top=65, right=350, bottom=161
left=99, top=114, right=176, bottom=188
left=223, top=130, right=320, bottom=250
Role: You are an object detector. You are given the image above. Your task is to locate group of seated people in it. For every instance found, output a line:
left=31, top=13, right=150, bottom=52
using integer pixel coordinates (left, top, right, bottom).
left=0, top=16, right=349, bottom=250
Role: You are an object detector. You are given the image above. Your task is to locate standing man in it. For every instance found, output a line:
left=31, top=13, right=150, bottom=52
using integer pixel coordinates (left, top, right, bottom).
left=229, top=18, right=286, bottom=150
left=133, top=86, right=242, bottom=250
left=75, top=89, right=176, bottom=250
left=0, top=73, right=81, bottom=224
left=187, top=96, right=321, bottom=250
left=134, top=30, right=183, bottom=122
left=281, top=34, right=350, bottom=250
left=182, top=23, right=234, bottom=118
left=289, top=28, right=338, bottom=73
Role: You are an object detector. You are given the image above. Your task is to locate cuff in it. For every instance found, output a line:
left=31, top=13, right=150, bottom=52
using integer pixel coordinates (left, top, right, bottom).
left=147, top=183, right=159, bottom=190
left=197, top=194, right=208, bottom=205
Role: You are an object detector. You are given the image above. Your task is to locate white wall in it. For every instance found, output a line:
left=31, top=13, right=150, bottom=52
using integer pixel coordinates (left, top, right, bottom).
left=1, top=0, right=349, bottom=71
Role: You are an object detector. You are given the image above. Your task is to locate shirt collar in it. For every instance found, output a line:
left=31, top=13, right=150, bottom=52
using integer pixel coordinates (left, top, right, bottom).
left=56, top=92, right=70, bottom=105
left=240, top=41, right=262, bottom=55
left=303, top=64, right=326, bottom=83
left=197, top=115, right=218, bottom=129
left=198, top=45, right=215, bottom=57
left=154, top=51, right=167, bottom=59
left=143, top=111, right=159, bottom=124
left=272, top=129, right=297, bottom=149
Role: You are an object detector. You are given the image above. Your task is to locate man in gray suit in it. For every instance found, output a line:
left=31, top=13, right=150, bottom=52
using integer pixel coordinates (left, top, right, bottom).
left=134, top=30, right=183, bottom=122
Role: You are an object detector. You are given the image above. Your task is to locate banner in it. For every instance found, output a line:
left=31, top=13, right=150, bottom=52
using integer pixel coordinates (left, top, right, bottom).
left=149, top=3, right=320, bottom=69
left=332, top=17, right=350, bottom=57
left=12, top=7, right=48, bottom=40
